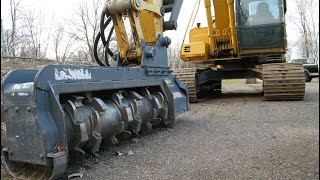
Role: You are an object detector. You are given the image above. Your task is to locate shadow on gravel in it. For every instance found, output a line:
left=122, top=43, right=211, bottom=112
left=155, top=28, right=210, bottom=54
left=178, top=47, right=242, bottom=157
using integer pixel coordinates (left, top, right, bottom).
left=199, top=91, right=264, bottom=102
left=218, top=92, right=263, bottom=99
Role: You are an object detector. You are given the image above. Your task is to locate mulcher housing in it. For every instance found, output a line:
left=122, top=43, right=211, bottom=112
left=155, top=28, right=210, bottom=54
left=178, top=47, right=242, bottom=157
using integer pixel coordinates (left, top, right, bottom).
left=1, top=64, right=188, bottom=178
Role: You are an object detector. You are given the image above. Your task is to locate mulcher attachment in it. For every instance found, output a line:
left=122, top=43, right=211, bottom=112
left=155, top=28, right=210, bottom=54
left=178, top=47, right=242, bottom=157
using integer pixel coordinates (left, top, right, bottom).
left=1, top=0, right=188, bottom=178
left=1, top=65, right=188, bottom=179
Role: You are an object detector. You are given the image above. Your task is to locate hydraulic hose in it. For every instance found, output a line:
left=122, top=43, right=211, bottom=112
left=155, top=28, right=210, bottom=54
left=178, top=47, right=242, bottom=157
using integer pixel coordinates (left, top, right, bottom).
left=94, top=31, right=107, bottom=66
left=106, top=26, right=114, bottom=58
left=94, top=15, right=114, bottom=66
left=100, top=11, right=109, bottom=46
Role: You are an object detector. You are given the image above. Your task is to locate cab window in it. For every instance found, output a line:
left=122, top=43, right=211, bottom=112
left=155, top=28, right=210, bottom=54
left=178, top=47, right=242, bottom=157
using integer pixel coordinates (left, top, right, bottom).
left=239, top=0, right=282, bottom=26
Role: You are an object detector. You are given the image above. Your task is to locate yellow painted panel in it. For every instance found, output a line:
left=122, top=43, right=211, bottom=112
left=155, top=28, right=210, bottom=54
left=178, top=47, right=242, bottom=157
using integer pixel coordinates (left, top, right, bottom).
left=113, top=15, right=130, bottom=59
left=180, top=42, right=210, bottom=61
left=189, top=28, right=209, bottom=44
left=139, top=11, right=157, bottom=43
left=212, top=0, right=230, bottom=33
left=137, top=0, right=163, bottom=44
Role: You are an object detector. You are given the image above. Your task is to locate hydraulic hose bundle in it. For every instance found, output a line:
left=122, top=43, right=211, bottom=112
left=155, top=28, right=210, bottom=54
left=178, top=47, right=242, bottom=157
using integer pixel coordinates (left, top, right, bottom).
left=94, top=10, right=115, bottom=66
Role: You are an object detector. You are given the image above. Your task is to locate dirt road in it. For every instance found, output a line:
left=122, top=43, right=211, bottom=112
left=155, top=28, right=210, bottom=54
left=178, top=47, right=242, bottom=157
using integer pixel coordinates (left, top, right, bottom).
left=1, top=58, right=319, bottom=179
left=62, top=80, right=318, bottom=180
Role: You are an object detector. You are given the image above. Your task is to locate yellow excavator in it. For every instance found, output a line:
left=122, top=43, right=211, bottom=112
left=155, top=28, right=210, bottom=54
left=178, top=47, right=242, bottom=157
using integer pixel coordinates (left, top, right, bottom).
left=173, top=0, right=305, bottom=102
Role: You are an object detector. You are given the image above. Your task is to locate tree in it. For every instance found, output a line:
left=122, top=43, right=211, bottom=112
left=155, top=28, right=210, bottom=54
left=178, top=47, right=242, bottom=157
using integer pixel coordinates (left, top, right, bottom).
left=52, top=25, right=64, bottom=61
left=285, top=41, right=293, bottom=62
left=67, top=0, right=103, bottom=61
left=20, top=9, right=52, bottom=58
left=287, top=0, right=319, bottom=63
left=1, top=19, right=9, bottom=56
left=8, top=0, right=23, bottom=56
left=21, top=9, right=41, bottom=57
left=285, top=47, right=292, bottom=63
left=52, top=24, right=76, bottom=61
left=168, top=42, right=181, bottom=69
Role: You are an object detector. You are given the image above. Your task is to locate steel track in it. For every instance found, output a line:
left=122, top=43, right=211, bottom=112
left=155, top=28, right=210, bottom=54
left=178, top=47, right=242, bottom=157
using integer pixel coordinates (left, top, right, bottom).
left=262, top=63, right=305, bottom=101
left=172, top=68, right=198, bottom=102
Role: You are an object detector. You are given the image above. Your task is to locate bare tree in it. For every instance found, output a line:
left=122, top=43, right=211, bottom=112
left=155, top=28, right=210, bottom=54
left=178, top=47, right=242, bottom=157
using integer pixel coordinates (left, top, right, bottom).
left=21, top=9, right=40, bottom=57
left=1, top=19, right=9, bottom=56
left=168, top=42, right=180, bottom=69
left=52, top=24, right=76, bottom=61
left=287, top=0, right=319, bottom=62
left=285, top=46, right=293, bottom=63
left=53, top=25, right=64, bottom=60
left=41, top=15, right=54, bottom=58
left=67, top=0, right=103, bottom=61
left=61, top=35, right=77, bottom=61
left=21, top=9, right=51, bottom=58
left=8, top=0, right=23, bottom=56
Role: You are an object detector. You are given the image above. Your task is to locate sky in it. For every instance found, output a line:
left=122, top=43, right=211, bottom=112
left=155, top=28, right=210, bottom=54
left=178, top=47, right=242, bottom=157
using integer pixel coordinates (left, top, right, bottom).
left=1, top=0, right=75, bottom=24
left=1, top=0, right=317, bottom=59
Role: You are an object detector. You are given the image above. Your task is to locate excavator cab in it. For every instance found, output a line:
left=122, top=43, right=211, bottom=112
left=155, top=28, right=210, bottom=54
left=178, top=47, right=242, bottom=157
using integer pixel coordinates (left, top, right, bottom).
left=236, top=0, right=287, bottom=56
left=175, top=0, right=304, bottom=103
left=181, top=0, right=287, bottom=62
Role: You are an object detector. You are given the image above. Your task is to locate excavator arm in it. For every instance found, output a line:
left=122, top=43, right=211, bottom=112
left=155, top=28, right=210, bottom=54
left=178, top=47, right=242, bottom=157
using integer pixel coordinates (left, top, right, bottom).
left=96, top=0, right=183, bottom=65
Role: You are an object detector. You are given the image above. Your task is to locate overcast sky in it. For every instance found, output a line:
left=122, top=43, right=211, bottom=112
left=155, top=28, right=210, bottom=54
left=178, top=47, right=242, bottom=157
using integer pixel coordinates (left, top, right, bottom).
left=1, top=0, right=316, bottom=59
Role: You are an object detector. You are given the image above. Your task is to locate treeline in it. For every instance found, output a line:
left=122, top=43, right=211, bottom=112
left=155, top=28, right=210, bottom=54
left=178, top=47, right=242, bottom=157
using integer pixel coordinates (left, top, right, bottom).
left=1, top=0, right=319, bottom=67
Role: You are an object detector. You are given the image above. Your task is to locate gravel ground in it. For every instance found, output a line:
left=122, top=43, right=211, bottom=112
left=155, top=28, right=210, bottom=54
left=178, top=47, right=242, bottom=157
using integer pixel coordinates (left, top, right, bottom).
left=62, top=79, right=318, bottom=180
left=1, top=58, right=319, bottom=179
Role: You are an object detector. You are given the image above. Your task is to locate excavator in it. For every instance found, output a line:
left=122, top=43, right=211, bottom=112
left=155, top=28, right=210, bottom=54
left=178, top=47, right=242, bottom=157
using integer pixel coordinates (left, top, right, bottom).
left=173, top=0, right=305, bottom=102
left=1, top=0, right=305, bottom=179
left=1, top=0, right=187, bottom=179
